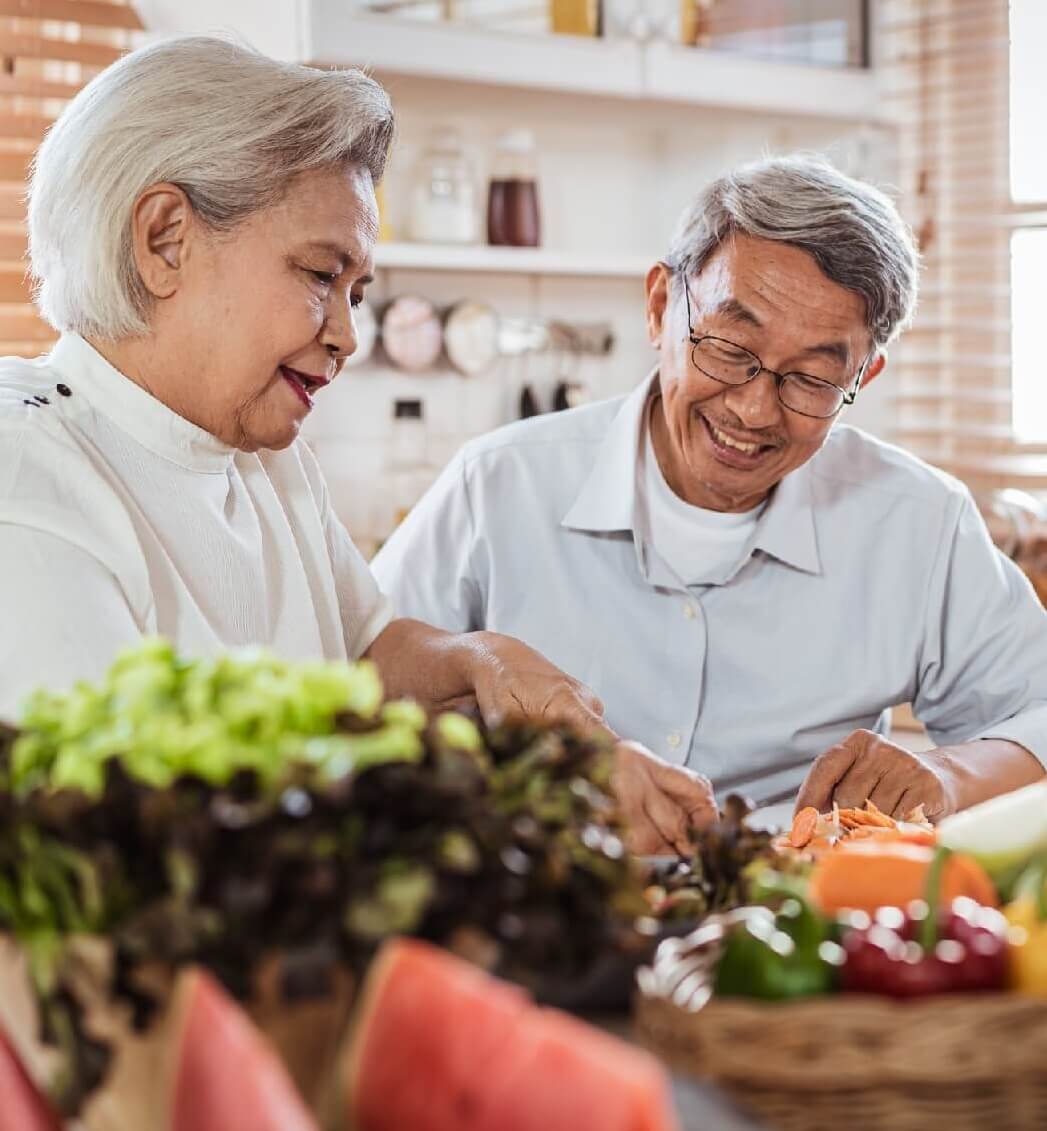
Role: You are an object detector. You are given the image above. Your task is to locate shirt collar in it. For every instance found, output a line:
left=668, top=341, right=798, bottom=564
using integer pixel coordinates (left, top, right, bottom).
left=751, top=458, right=821, bottom=575
left=560, top=367, right=822, bottom=576
left=48, top=333, right=237, bottom=474
left=560, top=369, right=655, bottom=535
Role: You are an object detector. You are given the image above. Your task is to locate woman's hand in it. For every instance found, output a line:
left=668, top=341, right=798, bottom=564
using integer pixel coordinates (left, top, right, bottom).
left=367, top=620, right=610, bottom=736
left=455, top=631, right=610, bottom=738
left=611, top=741, right=717, bottom=856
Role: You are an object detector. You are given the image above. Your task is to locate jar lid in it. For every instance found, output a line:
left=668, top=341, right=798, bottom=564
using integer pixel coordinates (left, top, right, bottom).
left=496, top=128, right=536, bottom=154
left=381, top=296, right=443, bottom=373
left=444, top=301, right=500, bottom=377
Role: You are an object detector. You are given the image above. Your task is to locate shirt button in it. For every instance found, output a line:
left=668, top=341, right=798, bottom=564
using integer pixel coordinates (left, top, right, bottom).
left=683, top=602, right=697, bottom=619
left=667, top=732, right=682, bottom=749
left=56, top=383, right=72, bottom=397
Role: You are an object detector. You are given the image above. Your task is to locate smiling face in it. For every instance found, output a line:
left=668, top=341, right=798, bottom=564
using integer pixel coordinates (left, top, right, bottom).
left=110, top=163, right=378, bottom=452
left=645, top=233, right=885, bottom=513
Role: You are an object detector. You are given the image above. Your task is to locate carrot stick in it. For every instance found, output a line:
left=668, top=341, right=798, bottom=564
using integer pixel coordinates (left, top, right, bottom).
left=861, top=799, right=896, bottom=828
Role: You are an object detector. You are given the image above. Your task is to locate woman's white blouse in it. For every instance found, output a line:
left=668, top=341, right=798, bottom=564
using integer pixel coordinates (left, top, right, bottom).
left=0, top=334, right=392, bottom=720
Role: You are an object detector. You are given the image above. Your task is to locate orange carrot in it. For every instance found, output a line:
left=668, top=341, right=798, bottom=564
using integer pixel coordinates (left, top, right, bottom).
left=806, top=840, right=998, bottom=915
left=789, top=806, right=820, bottom=849
left=860, top=800, right=896, bottom=828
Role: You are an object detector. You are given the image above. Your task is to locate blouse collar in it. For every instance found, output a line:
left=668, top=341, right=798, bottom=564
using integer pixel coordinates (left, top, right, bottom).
left=48, top=333, right=237, bottom=474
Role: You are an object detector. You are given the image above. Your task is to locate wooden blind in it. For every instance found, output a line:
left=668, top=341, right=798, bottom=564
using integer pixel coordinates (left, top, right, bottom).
left=0, top=0, right=140, bottom=357
left=877, top=0, right=1047, bottom=492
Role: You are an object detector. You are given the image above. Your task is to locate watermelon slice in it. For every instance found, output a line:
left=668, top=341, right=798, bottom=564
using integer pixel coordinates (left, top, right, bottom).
left=476, top=1009, right=680, bottom=1131
left=170, top=967, right=319, bottom=1131
left=345, top=938, right=530, bottom=1130
left=344, top=938, right=680, bottom=1131
left=0, top=1026, right=63, bottom=1131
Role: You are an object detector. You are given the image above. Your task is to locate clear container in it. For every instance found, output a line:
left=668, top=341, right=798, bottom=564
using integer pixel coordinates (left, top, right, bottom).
left=408, top=128, right=480, bottom=244
left=387, top=399, right=432, bottom=529
left=487, top=129, right=541, bottom=248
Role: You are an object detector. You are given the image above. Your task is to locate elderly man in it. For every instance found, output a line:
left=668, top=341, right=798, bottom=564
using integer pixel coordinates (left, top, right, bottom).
left=373, top=155, right=1047, bottom=821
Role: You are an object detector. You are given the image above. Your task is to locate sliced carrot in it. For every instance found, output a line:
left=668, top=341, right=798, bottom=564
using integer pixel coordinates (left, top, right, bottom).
left=807, top=840, right=998, bottom=915
left=790, top=806, right=820, bottom=849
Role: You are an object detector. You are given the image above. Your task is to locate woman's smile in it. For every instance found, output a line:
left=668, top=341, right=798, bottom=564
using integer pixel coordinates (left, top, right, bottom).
left=279, top=365, right=329, bottom=410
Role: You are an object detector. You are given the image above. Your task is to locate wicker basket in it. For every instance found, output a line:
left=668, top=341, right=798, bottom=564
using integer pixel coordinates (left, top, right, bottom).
left=636, top=991, right=1047, bottom=1131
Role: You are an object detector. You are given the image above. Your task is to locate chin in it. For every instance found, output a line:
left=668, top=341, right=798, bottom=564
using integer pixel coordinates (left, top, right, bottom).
left=245, top=421, right=301, bottom=453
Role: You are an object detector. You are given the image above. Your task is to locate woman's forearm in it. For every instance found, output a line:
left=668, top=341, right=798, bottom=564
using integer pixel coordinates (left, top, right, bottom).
left=364, top=618, right=478, bottom=708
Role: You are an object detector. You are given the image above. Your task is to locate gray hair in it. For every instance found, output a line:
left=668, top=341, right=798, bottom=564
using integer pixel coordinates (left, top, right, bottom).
left=665, top=154, right=918, bottom=348
left=28, top=36, right=395, bottom=340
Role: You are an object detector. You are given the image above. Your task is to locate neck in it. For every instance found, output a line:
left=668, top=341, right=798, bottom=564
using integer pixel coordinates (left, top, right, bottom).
left=87, top=333, right=218, bottom=440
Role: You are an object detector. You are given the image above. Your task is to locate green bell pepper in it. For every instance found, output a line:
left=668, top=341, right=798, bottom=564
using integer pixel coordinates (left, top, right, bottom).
left=714, top=889, right=842, bottom=1001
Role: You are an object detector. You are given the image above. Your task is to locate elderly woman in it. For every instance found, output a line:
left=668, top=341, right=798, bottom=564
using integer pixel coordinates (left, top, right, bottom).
left=0, top=36, right=713, bottom=852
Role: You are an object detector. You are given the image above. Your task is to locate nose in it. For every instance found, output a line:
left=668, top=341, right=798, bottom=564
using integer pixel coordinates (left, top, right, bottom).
left=722, top=369, right=783, bottom=428
left=319, top=289, right=359, bottom=366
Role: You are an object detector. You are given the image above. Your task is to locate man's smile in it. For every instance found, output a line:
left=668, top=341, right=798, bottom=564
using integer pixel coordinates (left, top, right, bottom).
left=694, top=409, right=781, bottom=470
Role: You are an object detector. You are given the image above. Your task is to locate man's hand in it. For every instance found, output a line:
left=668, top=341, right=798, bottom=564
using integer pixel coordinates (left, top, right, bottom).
left=457, top=631, right=611, bottom=739
left=611, top=741, right=717, bottom=855
left=795, top=729, right=959, bottom=821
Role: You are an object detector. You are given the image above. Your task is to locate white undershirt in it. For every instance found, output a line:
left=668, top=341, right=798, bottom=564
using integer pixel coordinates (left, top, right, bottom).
left=0, top=333, right=392, bottom=720
left=640, top=403, right=765, bottom=586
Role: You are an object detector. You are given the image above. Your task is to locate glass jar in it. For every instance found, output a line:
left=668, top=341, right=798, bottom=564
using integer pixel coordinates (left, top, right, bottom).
left=487, top=129, right=541, bottom=249
left=408, top=128, right=480, bottom=245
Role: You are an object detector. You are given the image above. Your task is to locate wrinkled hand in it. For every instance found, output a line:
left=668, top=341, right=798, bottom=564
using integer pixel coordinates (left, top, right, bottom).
left=611, top=741, right=718, bottom=856
left=795, top=729, right=959, bottom=822
left=460, top=631, right=611, bottom=739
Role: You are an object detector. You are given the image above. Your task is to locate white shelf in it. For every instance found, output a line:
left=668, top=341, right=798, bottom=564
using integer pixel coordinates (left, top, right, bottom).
left=306, top=9, right=643, bottom=100
left=304, top=8, right=884, bottom=123
left=374, top=241, right=649, bottom=278
left=643, top=40, right=881, bottom=122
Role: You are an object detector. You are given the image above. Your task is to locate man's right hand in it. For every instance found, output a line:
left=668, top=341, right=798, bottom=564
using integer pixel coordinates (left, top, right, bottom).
left=610, top=741, right=717, bottom=856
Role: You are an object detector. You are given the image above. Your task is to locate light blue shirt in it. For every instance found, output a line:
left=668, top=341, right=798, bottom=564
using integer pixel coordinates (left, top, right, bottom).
left=372, top=373, right=1047, bottom=805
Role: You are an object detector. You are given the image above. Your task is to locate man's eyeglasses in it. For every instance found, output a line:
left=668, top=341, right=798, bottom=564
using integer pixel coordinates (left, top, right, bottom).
left=679, top=270, right=869, bottom=420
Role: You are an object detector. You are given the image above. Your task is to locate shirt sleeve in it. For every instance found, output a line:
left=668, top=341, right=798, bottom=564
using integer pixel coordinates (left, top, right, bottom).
left=324, top=509, right=394, bottom=659
left=294, top=438, right=393, bottom=660
left=913, top=489, right=1047, bottom=766
left=0, top=525, right=143, bottom=722
left=371, top=451, right=483, bottom=633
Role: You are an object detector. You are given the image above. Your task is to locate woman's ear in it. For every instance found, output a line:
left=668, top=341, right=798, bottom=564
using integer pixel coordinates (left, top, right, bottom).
left=645, top=261, right=672, bottom=349
left=130, top=182, right=193, bottom=299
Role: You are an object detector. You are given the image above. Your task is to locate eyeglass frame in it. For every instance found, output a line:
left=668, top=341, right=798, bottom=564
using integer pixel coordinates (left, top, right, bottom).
left=676, top=266, right=872, bottom=420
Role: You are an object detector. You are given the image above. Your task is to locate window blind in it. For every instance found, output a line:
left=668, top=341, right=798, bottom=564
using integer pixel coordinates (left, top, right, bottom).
left=879, top=0, right=1047, bottom=490
left=0, top=0, right=140, bottom=357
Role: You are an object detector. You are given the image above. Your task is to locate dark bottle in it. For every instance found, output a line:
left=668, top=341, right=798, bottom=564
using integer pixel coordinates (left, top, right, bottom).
left=487, top=129, right=541, bottom=248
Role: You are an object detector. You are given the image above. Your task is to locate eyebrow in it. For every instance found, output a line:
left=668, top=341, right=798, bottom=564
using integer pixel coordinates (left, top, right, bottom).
left=303, top=239, right=374, bottom=286
left=711, top=297, right=852, bottom=368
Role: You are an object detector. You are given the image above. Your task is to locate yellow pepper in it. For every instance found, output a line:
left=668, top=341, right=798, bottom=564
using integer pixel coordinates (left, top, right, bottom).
left=1004, top=861, right=1047, bottom=996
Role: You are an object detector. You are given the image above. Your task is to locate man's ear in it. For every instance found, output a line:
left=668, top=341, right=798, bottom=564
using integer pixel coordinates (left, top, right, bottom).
left=130, top=182, right=194, bottom=300
left=861, top=351, right=888, bottom=390
left=645, top=261, right=672, bottom=349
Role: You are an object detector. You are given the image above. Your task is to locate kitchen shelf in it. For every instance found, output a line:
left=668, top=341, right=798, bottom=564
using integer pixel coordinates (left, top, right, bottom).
left=304, top=7, right=884, bottom=123
left=374, top=241, right=650, bottom=278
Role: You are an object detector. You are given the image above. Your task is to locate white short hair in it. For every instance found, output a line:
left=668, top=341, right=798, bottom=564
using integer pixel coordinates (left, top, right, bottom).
left=28, top=36, right=395, bottom=339
left=666, top=154, right=919, bottom=349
